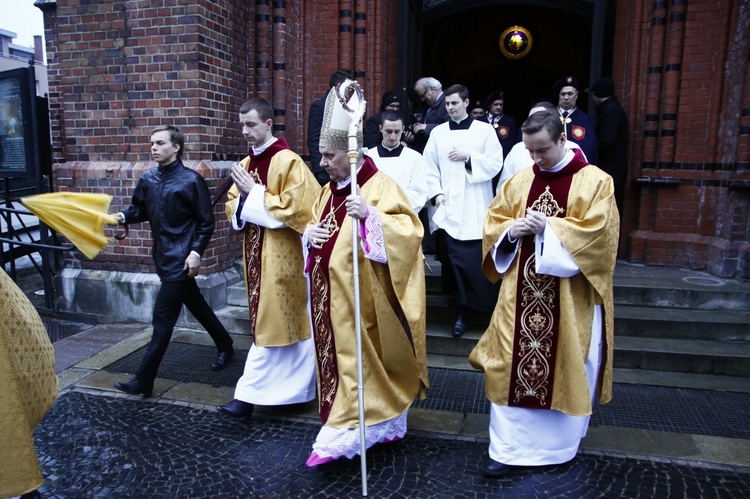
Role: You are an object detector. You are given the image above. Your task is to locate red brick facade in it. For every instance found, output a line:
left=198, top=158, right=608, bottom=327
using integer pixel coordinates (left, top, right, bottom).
left=612, top=0, right=749, bottom=278
left=38, top=0, right=749, bottom=279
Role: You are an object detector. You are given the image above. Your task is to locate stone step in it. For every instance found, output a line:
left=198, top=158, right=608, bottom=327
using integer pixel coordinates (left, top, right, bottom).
left=614, top=305, right=750, bottom=341
left=426, top=355, right=750, bottom=394
left=229, top=257, right=750, bottom=312
left=612, top=367, right=750, bottom=393
left=613, top=282, right=750, bottom=311
left=188, top=307, right=750, bottom=381
left=197, top=305, right=255, bottom=336
left=424, top=255, right=750, bottom=311
left=227, top=282, right=248, bottom=307
left=424, top=296, right=750, bottom=342
left=422, top=324, right=750, bottom=378
left=614, top=336, right=750, bottom=377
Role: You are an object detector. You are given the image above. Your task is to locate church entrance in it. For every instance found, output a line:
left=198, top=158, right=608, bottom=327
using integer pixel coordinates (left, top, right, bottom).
left=401, top=0, right=615, bottom=124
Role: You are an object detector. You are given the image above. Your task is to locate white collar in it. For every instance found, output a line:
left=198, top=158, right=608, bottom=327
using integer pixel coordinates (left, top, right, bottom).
left=252, top=136, right=277, bottom=155
left=335, top=164, right=364, bottom=189
left=546, top=149, right=575, bottom=172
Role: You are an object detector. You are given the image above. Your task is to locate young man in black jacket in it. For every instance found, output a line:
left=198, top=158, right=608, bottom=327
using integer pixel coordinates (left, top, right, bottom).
left=114, top=125, right=234, bottom=398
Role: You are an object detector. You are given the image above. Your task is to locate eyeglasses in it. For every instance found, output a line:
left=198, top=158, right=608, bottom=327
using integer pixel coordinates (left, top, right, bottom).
left=418, top=88, right=431, bottom=99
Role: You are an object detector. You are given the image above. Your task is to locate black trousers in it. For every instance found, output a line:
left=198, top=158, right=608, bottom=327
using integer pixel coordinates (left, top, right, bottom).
left=136, top=278, right=233, bottom=387
left=436, top=230, right=499, bottom=314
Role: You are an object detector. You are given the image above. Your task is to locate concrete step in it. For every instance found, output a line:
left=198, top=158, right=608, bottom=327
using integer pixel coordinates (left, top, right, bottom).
left=424, top=298, right=750, bottom=342
left=613, top=282, right=750, bottom=311
left=612, top=367, right=750, bottom=393
left=425, top=355, right=750, bottom=394
left=608, top=305, right=750, bottom=342
left=229, top=257, right=750, bottom=312
left=614, top=336, right=750, bottom=377
left=424, top=256, right=750, bottom=311
left=227, top=282, right=248, bottom=307
left=191, top=305, right=254, bottom=336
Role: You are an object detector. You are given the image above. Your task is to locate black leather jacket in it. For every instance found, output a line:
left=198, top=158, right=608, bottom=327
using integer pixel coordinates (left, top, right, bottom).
left=122, top=159, right=215, bottom=281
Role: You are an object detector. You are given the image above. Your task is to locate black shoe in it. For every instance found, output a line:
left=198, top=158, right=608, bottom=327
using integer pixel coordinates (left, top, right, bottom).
left=453, top=314, right=466, bottom=337
left=114, top=379, right=152, bottom=398
left=211, top=348, right=234, bottom=371
left=217, top=399, right=254, bottom=417
left=482, top=458, right=511, bottom=477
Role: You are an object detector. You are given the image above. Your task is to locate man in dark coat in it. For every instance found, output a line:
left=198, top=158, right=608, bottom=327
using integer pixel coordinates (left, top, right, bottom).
left=592, top=77, right=629, bottom=213
left=485, top=89, right=517, bottom=155
left=114, top=125, right=234, bottom=398
left=403, top=76, right=450, bottom=154
left=364, top=90, right=401, bottom=149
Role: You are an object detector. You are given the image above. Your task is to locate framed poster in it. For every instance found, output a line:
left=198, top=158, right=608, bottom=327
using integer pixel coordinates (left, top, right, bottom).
left=0, top=67, right=35, bottom=177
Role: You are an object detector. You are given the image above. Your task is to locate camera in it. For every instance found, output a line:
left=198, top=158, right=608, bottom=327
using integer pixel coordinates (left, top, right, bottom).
left=406, top=113, right=423, bottom=133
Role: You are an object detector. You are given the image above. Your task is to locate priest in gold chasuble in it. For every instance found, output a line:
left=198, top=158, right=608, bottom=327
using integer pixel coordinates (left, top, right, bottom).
left=0, top=268, right=58, bottom=497
left=220, top=98, right=321, bottom=418
left=302, top=88, right=428, bottom=467
left=469, top=111, right=619, bottom=477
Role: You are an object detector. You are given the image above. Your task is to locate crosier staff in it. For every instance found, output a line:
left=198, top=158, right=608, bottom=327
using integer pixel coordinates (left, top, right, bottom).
left=336, top=79, right=369, bottom=497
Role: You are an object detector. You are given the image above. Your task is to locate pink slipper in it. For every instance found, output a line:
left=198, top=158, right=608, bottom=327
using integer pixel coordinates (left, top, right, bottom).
left=382, top=435, right=403, bottom=443
left=305, top=452, right=336, bottom=467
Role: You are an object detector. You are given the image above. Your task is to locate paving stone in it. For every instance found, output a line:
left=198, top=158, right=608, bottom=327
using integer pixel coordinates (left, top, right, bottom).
left=32, top=392, right=750, bottom=498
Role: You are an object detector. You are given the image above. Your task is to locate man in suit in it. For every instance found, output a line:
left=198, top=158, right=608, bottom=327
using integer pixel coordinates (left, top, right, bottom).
left=403, top=76, right=450, bottom=154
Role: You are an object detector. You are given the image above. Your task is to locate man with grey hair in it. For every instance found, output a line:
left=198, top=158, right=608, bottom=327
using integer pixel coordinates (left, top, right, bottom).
left=404, top=76, right=450, bottom=154
left=301, top=87, right=428, bottom=466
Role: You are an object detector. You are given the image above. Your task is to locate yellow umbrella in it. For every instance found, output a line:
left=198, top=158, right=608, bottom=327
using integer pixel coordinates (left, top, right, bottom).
left=19, top=192, right=121, bottom=260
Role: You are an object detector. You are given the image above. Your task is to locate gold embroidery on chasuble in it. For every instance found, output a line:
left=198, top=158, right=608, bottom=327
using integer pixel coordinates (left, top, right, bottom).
left=243, top=222, right=263, bottom=331
left=514, top=255, right=555, bottom=405
left=311, top=256, right=338, bottom=423
left=509, top=184, right=564, bottom=409
left=530, top=186, right=564, bottom=217
left=242, top=167, right=266, bottom=331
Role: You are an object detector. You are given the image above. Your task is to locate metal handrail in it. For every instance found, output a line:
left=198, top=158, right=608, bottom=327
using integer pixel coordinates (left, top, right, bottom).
left=0, top=236, right=73, bottom=251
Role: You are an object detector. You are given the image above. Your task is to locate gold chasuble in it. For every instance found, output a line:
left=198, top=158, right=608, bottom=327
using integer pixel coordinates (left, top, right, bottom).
left=0, top=268, right=58, bottom=497
left=470, top=150, right=619, bottom=416
left=308, top=158, right=428, bottom=428
left=225, top=137, right=321, bottom=346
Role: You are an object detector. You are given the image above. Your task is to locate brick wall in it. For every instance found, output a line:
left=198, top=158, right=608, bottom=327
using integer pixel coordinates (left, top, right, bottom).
left=45, top=0, right=250, bottom=164
left=613, top=0, right=750, bottom=278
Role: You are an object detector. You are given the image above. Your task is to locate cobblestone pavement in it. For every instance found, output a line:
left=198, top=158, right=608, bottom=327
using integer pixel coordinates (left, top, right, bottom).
left=34, top=391, right=750, bottom=498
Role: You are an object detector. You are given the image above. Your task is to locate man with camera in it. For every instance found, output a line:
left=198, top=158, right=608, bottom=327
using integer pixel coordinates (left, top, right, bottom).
left=403, top=77, right=450, bottom=154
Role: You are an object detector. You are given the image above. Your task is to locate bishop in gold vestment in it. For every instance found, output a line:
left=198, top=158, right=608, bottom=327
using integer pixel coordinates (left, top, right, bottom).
left=469, top=110, right=619, bottom=476
left=0, top=269, right=58, bottom=497
left=301, top=87, right=428, bottom=466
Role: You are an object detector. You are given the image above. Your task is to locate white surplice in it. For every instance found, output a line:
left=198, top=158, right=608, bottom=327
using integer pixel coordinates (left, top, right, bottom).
left=366, top=145, right=429, bottom=212
left=423, top=119, right=503, bottom=240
